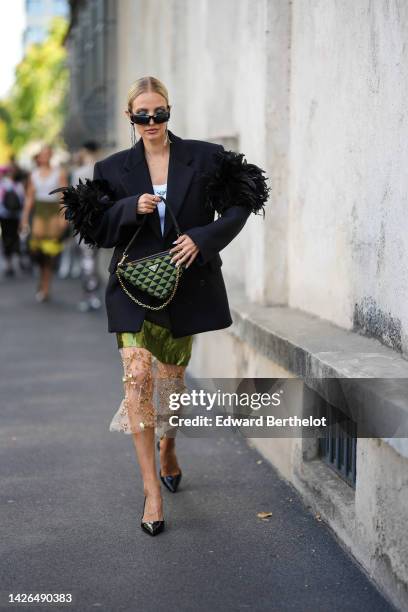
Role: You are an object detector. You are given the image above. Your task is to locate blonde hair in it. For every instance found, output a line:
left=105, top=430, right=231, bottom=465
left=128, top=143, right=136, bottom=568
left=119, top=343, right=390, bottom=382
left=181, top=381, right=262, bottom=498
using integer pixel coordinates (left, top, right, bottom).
left=127, top=76, right=170, bottom=113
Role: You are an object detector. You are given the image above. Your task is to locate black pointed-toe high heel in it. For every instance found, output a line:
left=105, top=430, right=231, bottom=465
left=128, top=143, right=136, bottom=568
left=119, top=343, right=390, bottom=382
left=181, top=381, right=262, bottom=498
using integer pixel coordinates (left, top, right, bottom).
left=157, top=439, right=182, bottom=493
left=159, top=470, right=182, bottom=493
left=140, top=496, right=165, bottom=536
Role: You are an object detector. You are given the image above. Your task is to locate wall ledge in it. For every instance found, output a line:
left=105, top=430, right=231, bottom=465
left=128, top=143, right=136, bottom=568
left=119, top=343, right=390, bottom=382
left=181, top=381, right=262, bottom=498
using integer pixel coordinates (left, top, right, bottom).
left=227, top=278, right=408, bottom=459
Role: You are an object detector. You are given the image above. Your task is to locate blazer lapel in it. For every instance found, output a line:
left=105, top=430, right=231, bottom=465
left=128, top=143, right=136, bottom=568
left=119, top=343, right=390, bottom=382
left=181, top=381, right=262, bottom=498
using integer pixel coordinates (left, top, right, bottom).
left=119, top=129, right=195, bottom=242
left=163, top=131, right=195, bottom=240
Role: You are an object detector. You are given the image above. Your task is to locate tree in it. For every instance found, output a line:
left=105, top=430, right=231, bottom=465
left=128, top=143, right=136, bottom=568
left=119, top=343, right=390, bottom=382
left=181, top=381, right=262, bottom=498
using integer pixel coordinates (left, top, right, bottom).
left=0, top=17, right=68, bottom=156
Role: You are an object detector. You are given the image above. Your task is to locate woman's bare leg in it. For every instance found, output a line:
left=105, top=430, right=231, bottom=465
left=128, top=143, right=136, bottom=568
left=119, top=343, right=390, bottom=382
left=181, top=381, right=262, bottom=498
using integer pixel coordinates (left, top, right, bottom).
left=155, top=360, right=187, bottom=476
left=116, top=346, right=164, bottom=522
left=159, top=436, right=181, bottom=476
left=37, top=259, right=52, bottom=298
left=132, top=429, right=163, bottom=522
left=42, top=260, right=52, bottom=296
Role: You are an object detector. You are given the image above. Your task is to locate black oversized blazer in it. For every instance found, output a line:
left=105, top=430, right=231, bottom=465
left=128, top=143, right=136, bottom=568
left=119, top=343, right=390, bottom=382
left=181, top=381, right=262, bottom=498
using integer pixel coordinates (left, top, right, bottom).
left=89, top=129, right=250, bottom=338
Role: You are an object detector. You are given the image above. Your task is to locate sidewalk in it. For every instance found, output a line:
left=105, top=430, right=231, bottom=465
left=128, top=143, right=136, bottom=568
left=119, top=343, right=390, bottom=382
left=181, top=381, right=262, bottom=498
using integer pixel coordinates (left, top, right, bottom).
left=0, top=271, right=396, bottom=612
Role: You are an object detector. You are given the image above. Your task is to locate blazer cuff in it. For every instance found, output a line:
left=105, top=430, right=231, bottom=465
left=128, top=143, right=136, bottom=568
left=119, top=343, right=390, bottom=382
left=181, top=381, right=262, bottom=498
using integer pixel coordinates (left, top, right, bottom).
left=116, top=195, right=145, bottom=226
left=184, top=226, right=212, bottom=265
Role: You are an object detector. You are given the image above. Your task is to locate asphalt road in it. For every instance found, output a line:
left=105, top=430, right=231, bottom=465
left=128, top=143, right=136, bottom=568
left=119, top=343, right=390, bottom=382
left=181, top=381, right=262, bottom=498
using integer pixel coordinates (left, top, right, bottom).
left=0, top=270, right=396, bottom=612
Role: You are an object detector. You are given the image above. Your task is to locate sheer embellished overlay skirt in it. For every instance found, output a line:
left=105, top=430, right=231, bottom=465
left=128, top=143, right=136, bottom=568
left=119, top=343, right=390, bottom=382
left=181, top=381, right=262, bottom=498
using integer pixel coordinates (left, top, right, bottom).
left=110, top=313, right=194, bottom=439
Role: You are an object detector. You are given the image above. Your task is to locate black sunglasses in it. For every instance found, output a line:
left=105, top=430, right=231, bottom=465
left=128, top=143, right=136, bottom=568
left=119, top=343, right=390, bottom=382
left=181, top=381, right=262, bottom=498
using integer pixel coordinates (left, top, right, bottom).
left=129, top=110, right=170, bottom=125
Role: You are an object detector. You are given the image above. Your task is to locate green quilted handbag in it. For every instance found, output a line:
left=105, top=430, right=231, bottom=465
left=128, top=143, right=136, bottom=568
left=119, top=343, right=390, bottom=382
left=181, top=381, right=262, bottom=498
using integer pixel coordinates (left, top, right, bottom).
left=116, top=196, right=185, bottom=310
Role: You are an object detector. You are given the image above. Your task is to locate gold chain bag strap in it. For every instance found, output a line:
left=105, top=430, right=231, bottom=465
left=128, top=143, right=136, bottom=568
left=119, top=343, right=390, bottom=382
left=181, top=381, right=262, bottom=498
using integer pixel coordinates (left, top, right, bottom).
left=116, top=196, right=185, bottom=310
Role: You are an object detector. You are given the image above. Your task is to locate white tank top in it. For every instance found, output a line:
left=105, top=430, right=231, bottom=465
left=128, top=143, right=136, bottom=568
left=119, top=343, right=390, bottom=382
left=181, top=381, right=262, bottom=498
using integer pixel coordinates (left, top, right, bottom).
left=31, top=167, right=61, bottom=202
left=152, top=183, right=167, bottom=235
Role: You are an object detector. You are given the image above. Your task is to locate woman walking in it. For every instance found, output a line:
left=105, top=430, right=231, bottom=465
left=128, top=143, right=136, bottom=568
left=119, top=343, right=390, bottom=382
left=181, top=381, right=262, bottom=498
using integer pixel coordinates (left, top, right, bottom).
left=55, top=76, right=269, bottom=536
left=20, top=145, right=68, bottom=302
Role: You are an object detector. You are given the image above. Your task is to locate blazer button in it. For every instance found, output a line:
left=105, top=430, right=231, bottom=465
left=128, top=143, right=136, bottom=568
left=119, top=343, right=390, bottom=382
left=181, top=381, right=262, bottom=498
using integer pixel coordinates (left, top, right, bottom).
left=199, top=279, right=206, bottom=286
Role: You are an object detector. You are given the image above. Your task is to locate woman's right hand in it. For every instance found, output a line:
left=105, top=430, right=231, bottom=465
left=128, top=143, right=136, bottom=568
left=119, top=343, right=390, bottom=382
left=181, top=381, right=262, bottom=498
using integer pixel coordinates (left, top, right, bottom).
left=137, top=193, right=161, bottom=214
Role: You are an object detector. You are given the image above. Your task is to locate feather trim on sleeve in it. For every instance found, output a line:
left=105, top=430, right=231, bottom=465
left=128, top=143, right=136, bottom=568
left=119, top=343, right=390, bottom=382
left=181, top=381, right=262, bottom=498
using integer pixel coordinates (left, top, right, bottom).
left=202, top=149, right=271, bottom=218
left=49, top=178, right=115, bottom=247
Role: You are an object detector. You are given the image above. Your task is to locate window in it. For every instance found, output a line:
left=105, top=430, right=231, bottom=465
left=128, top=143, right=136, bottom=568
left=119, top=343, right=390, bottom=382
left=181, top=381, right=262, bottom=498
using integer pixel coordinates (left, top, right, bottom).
left=318, top=401, right=357, bottom=487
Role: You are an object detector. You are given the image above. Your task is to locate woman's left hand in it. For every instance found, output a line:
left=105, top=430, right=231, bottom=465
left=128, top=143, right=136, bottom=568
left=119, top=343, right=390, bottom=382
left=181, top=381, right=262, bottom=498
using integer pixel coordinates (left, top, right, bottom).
left=169, top=234, right=199, bottom=268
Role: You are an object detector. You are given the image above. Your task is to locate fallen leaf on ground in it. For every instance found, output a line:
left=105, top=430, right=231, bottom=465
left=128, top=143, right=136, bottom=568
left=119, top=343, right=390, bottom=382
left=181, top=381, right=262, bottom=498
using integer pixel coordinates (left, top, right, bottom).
left=257, top=511, right=273, bottom=519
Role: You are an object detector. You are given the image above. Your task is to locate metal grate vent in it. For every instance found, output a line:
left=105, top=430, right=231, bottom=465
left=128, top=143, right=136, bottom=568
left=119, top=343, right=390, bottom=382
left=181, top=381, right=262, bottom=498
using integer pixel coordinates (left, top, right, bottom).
left=318, top=402, right=357, bottom=488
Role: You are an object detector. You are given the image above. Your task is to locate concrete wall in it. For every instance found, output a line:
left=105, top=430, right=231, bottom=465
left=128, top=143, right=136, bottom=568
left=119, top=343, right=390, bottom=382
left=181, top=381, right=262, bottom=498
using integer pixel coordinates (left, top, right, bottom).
left=295, top=435, right=408, bottom=611
left=289, top=1, right=408, bottom=355
left=112, top=0, right=408, bottom=357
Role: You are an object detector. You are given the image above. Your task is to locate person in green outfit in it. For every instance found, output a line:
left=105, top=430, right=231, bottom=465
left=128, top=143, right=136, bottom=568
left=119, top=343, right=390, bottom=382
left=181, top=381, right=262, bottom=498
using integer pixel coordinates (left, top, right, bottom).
left=56, top=75, right=268, bottom=536
left=111, top=78, right=198, bottom=536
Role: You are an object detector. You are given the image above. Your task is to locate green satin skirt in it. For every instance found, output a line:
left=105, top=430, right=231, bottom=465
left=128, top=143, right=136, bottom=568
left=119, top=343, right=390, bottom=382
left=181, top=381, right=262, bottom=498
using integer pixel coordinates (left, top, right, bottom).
left=116, top=319, right=193, bottom=367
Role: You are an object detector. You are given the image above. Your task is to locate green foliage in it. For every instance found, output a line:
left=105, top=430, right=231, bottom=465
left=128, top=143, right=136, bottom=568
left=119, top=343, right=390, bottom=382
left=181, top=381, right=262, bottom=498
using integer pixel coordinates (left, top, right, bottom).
left=1, top=16, right=68, bottom=156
